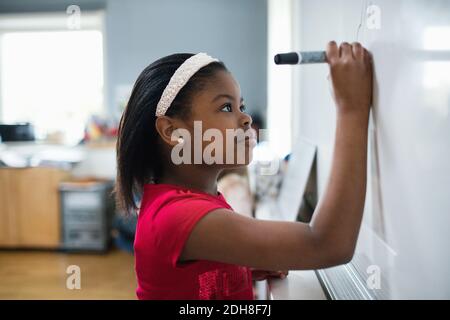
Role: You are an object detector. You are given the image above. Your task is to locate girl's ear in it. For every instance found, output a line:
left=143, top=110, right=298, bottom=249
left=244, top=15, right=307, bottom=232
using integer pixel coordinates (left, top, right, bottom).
left=155, top=116, right=182, bottom=146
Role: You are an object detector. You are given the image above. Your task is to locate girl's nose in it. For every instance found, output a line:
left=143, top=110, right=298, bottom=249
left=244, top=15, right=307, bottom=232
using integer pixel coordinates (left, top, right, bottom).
left=240, top=112, right=252, bottom=128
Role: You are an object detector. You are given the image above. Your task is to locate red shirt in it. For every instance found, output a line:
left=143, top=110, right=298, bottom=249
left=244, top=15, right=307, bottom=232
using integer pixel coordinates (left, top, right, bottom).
left=134, top=183, right=254, bottom=300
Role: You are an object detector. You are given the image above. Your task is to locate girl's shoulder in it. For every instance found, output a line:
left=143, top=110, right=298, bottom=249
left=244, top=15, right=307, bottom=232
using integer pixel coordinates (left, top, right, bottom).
left=136, top=183, right=233, bottom=254
left=140, top=183, right=232, bottom=217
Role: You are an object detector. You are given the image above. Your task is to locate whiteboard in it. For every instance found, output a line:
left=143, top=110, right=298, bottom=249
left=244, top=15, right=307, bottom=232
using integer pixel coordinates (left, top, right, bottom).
left=292, top=0, right=450, bottom=299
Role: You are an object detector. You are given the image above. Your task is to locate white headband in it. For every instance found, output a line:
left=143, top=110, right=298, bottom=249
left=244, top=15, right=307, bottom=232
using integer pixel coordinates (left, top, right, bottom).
left=155, top=52, right=219, bottom=117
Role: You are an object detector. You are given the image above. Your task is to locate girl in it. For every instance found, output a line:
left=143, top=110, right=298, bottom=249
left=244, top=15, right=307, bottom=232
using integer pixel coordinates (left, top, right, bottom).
left=116, top=41, right=373, bottom=300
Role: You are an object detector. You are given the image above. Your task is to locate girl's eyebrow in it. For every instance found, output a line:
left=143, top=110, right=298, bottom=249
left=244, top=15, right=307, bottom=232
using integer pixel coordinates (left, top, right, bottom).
left=211, top=94, right=244, bottom=103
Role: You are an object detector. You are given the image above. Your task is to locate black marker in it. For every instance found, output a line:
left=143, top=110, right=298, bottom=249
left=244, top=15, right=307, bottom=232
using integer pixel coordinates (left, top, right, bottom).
left=274, top=51, right=327, bottom=65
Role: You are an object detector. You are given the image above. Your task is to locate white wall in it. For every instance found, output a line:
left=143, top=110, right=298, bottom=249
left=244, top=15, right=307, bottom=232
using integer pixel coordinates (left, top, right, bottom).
left=293, top=0, right=450, bottom=299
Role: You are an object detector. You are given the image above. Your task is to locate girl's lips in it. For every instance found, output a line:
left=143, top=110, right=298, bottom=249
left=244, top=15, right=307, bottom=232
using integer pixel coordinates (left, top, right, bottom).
left=235, top=129, right=257, bottom=143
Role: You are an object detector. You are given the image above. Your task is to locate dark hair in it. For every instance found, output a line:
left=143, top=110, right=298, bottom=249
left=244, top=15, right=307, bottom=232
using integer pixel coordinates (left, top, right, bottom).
left=115, top=53, right=228, bottom=215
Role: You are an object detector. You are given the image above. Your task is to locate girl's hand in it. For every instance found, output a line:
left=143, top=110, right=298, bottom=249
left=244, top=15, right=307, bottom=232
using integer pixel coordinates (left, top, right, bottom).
left=326, top=41, right=373, bottom=117
left=251, top=269, right=289, bottom=281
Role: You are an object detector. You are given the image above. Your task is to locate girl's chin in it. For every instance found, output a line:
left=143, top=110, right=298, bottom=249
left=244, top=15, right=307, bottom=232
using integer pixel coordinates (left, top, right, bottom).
left=235, top=138, right=258, bottom=148
left=223, top=153, right=254, bottom=167
left=248, top=138, right=258, bottom=148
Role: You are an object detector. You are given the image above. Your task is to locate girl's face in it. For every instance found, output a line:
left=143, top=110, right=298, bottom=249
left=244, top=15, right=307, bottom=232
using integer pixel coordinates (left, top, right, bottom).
left=178, top=70, right=256, bottom=168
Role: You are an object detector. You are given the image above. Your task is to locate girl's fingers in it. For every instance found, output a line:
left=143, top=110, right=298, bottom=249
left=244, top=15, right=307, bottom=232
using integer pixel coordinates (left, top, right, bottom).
left=252, top=269, right=289, bottom=280
left=339, top=42, right=352, bottom=59
left=268, top=270, right=289, bottom=279
left=326, top=41, right=339, bottom=64
left=351, top=42, right=363, bottom=59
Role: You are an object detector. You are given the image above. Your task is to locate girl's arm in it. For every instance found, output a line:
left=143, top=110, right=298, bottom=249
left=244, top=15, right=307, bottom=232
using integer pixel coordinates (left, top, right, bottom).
left=180, top=41, right=373, bottom=271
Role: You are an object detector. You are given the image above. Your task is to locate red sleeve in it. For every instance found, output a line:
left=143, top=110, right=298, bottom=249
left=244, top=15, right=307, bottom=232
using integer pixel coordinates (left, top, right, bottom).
left=153, top=195, right=226, bottom=269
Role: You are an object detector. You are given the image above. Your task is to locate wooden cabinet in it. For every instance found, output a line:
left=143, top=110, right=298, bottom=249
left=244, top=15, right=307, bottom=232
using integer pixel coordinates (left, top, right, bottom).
left=0, top=167, right=70, bottom=248
left=0, top=169, right=16, bottom=246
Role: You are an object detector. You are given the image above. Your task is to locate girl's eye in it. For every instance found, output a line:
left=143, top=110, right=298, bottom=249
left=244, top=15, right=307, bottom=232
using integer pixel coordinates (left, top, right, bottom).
left=220, top=103, right=233, bottom=112
left=240, top=104, right=247, bottom=113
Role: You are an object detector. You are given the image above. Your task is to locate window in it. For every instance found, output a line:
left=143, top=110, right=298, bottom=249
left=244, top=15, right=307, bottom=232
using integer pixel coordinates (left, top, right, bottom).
left=0, top=12, right=104, bottom=145
left=267, top=0, right=293, bottom=158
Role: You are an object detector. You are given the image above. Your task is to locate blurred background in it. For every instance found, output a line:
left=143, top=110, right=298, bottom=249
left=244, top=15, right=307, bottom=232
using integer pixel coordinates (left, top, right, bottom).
left=0, top=0, right=296, bottom=300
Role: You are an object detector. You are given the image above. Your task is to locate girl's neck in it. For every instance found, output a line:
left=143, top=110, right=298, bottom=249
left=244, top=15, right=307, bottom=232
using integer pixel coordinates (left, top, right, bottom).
left=157, top=165, right=221, bottom=196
